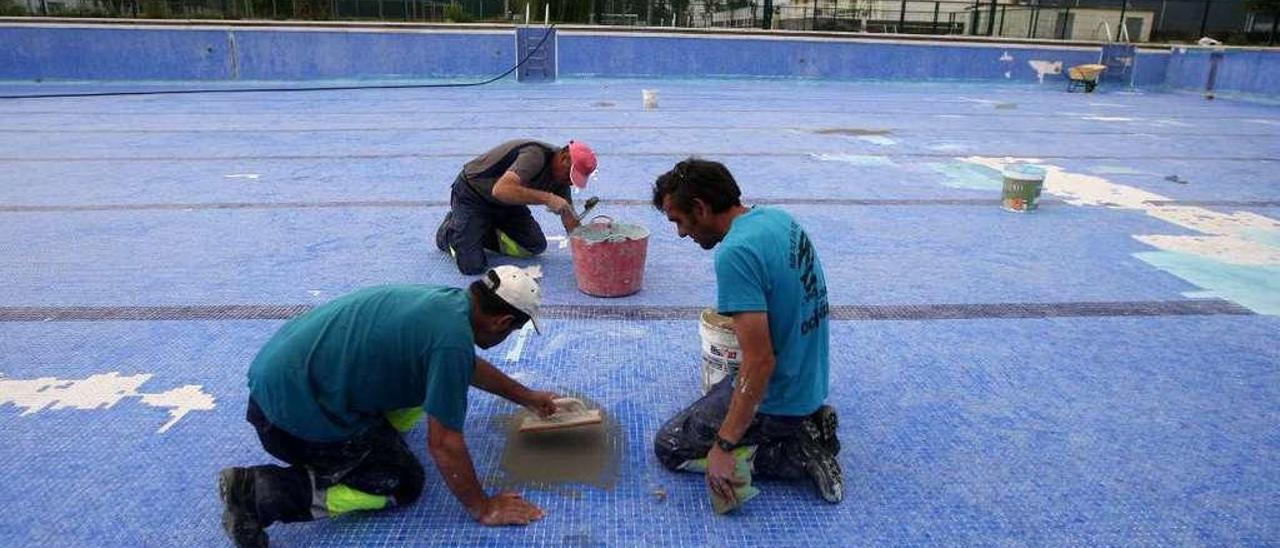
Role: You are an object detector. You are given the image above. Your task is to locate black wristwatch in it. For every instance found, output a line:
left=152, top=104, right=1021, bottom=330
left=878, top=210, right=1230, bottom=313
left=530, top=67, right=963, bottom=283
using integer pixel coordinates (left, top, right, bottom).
left=715, top=435, right=738, bottom=452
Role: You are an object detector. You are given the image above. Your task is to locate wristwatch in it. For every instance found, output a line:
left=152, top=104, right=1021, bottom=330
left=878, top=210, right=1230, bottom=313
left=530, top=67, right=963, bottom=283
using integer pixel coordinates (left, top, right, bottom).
left=715, top=435, right=737, bottom=452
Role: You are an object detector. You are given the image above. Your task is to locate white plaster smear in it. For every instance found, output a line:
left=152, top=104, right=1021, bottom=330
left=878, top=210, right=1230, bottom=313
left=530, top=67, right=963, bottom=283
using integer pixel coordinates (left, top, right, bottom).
left=1082, top=116, right=1135, bottom=122
left=1028, top=60, right=1062, bottom=84
left=0, top=372, right=216, bottom=434
left=962, top=157, right=1280, bottom=266
left=858, top=135, right=897, bottom=146
left=1148, top=119, right=1193, bottom=127
left=505, top=321, right=535, bottom=362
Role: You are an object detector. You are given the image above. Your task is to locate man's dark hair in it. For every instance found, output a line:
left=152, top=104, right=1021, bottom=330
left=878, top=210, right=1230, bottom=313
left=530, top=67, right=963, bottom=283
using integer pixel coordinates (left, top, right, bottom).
left=468, top=273, right=530, bottom=328
left=651, top=158, right=742, bottom=214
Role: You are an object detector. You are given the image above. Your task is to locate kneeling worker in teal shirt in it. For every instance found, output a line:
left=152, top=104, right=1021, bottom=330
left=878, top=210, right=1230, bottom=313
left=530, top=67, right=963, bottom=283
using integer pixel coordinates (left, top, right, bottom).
left=220, top=266, right=554, bottom=547
left=651, top=158, right=842, bottom=511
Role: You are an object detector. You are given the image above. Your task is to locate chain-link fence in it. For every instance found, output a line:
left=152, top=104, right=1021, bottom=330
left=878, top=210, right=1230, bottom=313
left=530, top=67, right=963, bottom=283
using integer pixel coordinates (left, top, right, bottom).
left=4, top=0, right=1277, bottom=45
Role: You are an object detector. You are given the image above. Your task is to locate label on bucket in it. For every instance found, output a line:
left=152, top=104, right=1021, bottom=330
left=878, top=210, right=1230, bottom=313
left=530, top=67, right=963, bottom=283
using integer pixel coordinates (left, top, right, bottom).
left=699, top=309, right=741, bottom=394
left=1001, top=165, right=1046, bottom=213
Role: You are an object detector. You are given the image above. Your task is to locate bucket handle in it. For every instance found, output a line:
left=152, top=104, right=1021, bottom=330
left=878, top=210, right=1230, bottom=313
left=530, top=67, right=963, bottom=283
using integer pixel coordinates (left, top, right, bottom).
left=588, top=214, right=614, bottom=228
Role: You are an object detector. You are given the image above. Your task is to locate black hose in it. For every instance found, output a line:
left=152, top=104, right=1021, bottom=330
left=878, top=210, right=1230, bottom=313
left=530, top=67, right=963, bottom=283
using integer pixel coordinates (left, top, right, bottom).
left=0, top=23, right=557, bottom=100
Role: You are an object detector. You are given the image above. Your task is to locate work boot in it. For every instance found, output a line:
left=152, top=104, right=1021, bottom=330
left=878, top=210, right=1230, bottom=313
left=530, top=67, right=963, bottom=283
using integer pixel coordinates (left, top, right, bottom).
left=797, top=427, right=843, bottom=504
left=804, top=405, right=840, bottom=456
left=219, top=467, right=268, bottom=548
left=434, top=211, right=453, bottom=253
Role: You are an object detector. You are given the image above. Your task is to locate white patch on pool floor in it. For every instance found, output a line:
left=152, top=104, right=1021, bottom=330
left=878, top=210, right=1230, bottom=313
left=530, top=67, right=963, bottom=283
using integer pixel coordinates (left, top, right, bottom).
left=857, top=135, right=897, bottom=146
left=1090, top=165, right=1149, bottom=175
left=140, top=385, right=217, bottom=433
left=810, top=153, right=896, bottom=166
left=1148, top=119, right=1193, bottom=127
left=964, top=156, right=1280, bottom=265
left=0, top=372, right=216, bottom=433
left=962, top=156, right=1280, bottom=312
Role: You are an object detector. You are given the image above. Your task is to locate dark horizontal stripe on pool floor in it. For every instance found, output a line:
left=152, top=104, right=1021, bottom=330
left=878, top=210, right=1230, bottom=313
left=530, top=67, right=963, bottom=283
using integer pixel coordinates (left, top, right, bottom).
left=0, top=200, right=449, bottom=212
left=0, top=198, right=1028, bottom=212
left=0, top=300, right=1252, bottom=322
left=12, top=197, right=1280, bottom=213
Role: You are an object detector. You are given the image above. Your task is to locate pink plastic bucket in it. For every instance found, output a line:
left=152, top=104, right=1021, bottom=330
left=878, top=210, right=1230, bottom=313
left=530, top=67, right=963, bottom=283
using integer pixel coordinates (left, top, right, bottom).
left=570, top=216, right=650, bottom=297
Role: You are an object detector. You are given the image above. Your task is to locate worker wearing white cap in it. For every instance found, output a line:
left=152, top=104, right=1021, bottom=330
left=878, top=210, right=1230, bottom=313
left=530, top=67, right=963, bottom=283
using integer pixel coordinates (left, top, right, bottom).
left=436, top=139, right=598, bottom=275
left=219, top=265, right=550, bottom=547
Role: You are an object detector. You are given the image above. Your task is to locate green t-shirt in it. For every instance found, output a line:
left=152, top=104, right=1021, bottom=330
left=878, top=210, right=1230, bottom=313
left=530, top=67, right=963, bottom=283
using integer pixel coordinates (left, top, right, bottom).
left=248, top=285, right=476, bottom=442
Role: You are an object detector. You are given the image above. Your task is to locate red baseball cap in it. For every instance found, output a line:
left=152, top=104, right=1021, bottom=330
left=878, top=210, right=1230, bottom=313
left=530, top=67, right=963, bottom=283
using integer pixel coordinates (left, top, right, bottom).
left=568, top=141, right=597, bottom=189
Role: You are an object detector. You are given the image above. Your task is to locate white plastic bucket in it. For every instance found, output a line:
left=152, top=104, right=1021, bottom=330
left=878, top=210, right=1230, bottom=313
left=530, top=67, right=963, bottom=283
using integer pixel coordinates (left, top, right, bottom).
left=699, top=308, right=741, bottom=394
left=642, top=89, right=658, bottom=110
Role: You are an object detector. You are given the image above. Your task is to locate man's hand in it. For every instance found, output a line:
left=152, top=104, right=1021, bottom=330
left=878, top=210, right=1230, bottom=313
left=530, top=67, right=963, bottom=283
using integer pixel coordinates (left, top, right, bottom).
left=476, top=492, right=545, bottom=526
left=544, top=195, right=570, bottom=216
left=561, top=210, right=581, bottom=233
left=521, top=390, right=559, bottom=418
left=705, top=444, right=743, bottom=505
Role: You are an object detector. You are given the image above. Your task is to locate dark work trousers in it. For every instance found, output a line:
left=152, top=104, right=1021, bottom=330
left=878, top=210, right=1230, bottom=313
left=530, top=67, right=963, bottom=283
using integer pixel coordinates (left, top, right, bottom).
left=244, top=398, right=425, bottom=524
left=437, top=173, right=548, bottom=275
left=653, top=377, right=809, bottom=480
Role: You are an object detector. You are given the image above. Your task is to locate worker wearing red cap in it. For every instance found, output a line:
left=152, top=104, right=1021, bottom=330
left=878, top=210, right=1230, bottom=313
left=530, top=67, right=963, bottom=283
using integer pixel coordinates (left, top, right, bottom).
left=436, top=139, right=598, bottom=275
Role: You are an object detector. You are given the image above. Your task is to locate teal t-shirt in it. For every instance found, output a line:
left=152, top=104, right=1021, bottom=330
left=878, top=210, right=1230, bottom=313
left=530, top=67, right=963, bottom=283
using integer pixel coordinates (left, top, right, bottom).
left=715, top=207, right=830, bottom=417
left=248, top=285, right=476, bottom=442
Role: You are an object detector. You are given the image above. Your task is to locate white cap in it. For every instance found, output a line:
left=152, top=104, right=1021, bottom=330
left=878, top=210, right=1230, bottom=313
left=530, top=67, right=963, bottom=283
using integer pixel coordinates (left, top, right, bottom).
left=484, top=265, right=543, bottom=333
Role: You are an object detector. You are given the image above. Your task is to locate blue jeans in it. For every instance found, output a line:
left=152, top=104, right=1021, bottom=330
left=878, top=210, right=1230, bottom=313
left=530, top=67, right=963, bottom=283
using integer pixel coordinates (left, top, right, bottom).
left=653, top=377, right=809, bottom=480
left=436, top=173, right=548, bottom=275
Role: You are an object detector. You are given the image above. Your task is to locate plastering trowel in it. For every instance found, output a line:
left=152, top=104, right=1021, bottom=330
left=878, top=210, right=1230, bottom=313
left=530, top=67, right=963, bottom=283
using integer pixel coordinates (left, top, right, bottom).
left=575, top=196, right=600, bottom=222
left=518, top=397, right=603, bottom=433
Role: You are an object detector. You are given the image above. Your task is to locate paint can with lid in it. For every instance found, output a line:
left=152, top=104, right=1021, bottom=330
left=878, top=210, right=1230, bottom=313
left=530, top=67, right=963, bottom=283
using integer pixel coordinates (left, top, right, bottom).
left=1001, top=164, right=1047, bottom=213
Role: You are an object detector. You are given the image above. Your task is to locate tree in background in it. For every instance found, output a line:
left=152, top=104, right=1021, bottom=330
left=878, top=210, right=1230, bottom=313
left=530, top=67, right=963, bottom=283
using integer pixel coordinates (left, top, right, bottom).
left=1244, top=0, right=1280, bottom=45
left=0, top=0, right=27, bottom=14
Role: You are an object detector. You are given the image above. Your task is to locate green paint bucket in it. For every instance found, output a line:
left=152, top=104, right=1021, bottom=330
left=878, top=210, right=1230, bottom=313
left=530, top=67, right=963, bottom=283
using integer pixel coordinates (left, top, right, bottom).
left=1001, top=165, right=1047, bottom=213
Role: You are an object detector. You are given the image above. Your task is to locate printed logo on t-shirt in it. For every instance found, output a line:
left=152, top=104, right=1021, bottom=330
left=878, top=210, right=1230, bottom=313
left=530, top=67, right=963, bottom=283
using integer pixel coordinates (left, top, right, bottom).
left=788, top=221, right=830, bottom=335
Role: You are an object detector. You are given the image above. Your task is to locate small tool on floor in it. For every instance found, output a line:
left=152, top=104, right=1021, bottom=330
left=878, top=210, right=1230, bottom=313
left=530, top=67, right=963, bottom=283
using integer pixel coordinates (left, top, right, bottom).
left=518, top=397, right=603, bottom=433
left=576, top=196, right=600, bottom=222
